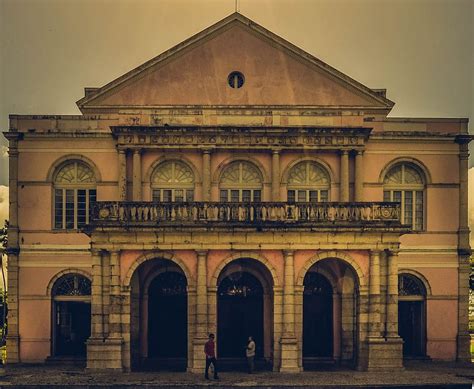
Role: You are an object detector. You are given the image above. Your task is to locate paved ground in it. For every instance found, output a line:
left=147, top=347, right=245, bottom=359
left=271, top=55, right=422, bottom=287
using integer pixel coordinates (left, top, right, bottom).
left=0, top=361, right=472, bottom=388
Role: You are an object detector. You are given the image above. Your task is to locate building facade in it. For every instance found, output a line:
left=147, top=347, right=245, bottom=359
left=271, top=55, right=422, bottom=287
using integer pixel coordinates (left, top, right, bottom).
left=4, top=14, right=472, bottom=372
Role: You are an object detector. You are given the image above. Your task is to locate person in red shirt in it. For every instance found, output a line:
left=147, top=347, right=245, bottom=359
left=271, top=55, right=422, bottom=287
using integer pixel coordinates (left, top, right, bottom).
left=204, top=333, right=219, bottom=380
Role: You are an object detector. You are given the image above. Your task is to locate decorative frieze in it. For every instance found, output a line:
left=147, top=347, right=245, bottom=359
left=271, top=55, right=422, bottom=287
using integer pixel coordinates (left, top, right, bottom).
left=90, top=201, right=402, bottom=229
left=112, top=126, right=370, bottom=150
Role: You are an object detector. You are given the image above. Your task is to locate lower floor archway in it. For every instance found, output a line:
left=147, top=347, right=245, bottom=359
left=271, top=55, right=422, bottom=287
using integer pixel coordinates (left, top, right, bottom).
left=398, top=273, right=427, bottom=358
left=299, top=258, right=360, bottom=370
left=216, top=258, right=274, bottom=370
left=51, top=273, right=91, bottom=358
left=130, top=259, right=189, bottom=371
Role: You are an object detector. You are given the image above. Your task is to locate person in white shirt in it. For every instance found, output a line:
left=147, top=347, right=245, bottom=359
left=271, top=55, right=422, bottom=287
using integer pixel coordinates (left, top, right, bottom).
left=246, top=336, right=256, bottom=374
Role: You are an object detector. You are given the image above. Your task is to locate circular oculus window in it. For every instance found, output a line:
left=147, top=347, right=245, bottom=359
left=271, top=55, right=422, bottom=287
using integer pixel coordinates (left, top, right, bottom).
left=228, top=71, right=245, bottom=88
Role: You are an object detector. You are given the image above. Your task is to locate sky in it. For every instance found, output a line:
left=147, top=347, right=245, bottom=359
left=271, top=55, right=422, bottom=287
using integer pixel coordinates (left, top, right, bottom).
left=0, top=0, right=473, bottom=230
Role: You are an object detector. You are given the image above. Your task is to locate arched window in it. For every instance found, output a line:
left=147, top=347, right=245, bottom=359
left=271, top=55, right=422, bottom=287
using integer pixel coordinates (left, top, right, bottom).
left=54, top=161, right=96, bottom=229
left=151, top=160, right=195, bottom=202
left=52, top=273, right=92, bottom=297
left=383, top=163, right=425, bottom=230
left=287, top=161, right=330, bottom=202
left=219, top=161, right=263, bottom=202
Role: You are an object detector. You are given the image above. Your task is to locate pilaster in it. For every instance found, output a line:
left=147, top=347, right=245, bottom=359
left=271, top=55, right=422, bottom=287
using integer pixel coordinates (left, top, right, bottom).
left=201, top=150, right=211, bottom=201
left=118, top=149, right=127, bottom=201
left=271, top=149, right=281, bottom=201
left=132, top=149, right=142, bottom=201
left=280, top=250, right=300, bottom=372
left=340, top=150, right=349, bottom=201
left=354, top=150, right=364, bottom=201
left=190, top=250, right=209, bottom=373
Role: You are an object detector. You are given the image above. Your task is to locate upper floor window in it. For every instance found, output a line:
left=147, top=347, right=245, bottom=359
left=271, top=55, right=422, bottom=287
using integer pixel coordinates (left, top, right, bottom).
left=54, top=161, right=96, bottom=230
left=219, top=161, right=262, bottom=202
left=151, top=160, right=195, bottom=202
left=383, top=163, right=425, bottom=230
left=287, top=161, right=330, bottom=202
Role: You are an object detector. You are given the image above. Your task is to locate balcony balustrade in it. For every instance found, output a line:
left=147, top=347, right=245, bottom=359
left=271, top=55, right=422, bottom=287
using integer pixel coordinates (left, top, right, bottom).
left=89, top=201, right=403, bottom=229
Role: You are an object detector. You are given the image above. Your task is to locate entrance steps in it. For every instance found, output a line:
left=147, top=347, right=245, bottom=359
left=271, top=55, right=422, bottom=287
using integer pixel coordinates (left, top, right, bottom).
left=44, top=355, right=86, bottom=367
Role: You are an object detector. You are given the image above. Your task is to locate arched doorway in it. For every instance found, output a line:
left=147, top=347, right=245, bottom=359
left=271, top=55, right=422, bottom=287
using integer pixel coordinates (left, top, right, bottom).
left=303, top=272, right=333, bottom=359
left=51, top=273, right=91, bottom=358
left=148, top=271, right=187, bottom=361
left=216, top=258, right=273, bottom=370
left=398, top=273, right=427, bottom=358
left=299, top=258, right=359, bottom=370
left=129, top=259, right=189, bottom=371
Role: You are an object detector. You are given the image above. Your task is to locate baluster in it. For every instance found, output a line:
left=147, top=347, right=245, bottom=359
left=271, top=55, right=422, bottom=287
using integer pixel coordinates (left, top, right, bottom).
left=119, top=206, right=125, bottom=221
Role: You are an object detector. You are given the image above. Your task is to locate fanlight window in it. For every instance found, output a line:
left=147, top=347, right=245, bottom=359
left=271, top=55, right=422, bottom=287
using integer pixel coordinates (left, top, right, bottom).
left=383, top=163, right=425, bottom=230
left=218, top=272, right=263, bottom=297
left=219, top=161, right=262, bottom=202
left=54, top=161, right=96, bottom=230
left=398, top=274, right=426, bottom=298
left=52, top=274, right=91, bottom=297
left=287, top=161, right=330, bottom=202
left=151, top=160, right=195, bottom=202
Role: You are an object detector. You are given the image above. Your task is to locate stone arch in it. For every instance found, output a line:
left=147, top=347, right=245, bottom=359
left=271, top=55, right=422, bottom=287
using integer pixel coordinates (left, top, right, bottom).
left=281, top=156, right=336, bottom=185
left=210, top=252, right=280, bottom=288
left=378, top=157, right=432, bottom=185
left=46, top=154, right=102, bottom=183
left=212, top=156, right=270, bottom=185
left=123, top=251, right=195, bottom=288
left=46, top=268, right=92, bottom=296
left=398, top=269, right=432, bottom=296
left=302, top=267, right=339, bottom=294
left=296, top=251, right=366, bottom=290
left=143, top=155, right=202, bottom=184
left=143, top=266, right=188, bottom=295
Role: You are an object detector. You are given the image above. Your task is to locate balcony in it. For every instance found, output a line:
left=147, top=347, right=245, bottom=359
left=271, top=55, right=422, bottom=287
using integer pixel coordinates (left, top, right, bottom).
left=89, top=201, right=404, bottom=230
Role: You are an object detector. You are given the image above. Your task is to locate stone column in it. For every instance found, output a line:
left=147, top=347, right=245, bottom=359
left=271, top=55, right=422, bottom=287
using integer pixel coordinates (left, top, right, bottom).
left=455, top=136, right=472, bottom=361
left=386, top=250, right=399, bottom=338
left=132, top=149, right=142, bottom=201
left=202, top=150, right=211, bottom=201
left=272, top=149, right=280, bottom=201
left=354, top=150, right=364, bottom=201
left=191, top=250, right=209, bottom=372
left=340, top=150, right=349, bottom=202
left=366, top=249, right=403, bottom=371
left=280, top=250, right=300, bottom=372
left=4, top=133, right=20, bottom=362
left=118, top=149, right=127, bottom=201
left=87, top=249, right=105, bottom=369
left=368, top=250, right=382, bottom=337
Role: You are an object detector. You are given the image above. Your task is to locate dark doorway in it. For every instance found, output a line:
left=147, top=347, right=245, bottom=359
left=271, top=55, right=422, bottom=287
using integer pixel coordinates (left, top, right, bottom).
left=399, top=301, right=425, bottom=357
left=303, top=272, right=333, bottom=364
left=147, top=271, right=187, bottom=369
left=398, top=273, right=427, bottom=358
left=54, top=301, right=91, bottom=356
left=217, top=272, right=264, bottom=360
left=51, top=273, right=91, bottom=359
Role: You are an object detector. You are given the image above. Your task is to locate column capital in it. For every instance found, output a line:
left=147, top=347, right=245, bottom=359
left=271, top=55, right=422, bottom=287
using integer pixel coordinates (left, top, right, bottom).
left=196, top=249, right=209, bottom=258
left=282, top=249, right=295, bottom=258
left=355, top=149, right=365, bottom=156
left=117, top=148, right=126, bottom=154
left=201, top=148, right=212, bottom=154
left=132, top=148, right=143, bottom=154
left=339, top=149, right=349, bottom=155
left=272, top=148, right=282, bottom=155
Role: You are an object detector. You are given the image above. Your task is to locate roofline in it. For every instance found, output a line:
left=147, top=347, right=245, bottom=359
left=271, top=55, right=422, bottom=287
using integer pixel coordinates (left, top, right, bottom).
left=76, top=12, right=395, bottom=111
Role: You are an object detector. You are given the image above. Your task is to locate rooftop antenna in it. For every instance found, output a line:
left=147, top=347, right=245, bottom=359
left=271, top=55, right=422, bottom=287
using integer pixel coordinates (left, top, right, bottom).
left=235, top=0, right=240, bottom=13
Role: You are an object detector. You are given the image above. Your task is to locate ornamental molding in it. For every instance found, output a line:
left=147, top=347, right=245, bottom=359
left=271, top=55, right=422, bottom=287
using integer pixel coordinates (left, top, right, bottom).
left=112, top=126, right=371, bottom=150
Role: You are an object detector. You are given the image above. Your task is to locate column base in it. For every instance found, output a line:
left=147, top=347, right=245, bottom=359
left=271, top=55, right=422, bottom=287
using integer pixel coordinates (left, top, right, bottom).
left=6, top=335, right=20, bottom=363
left=86, top=337, right=124, bottom=370
left=365, top=336, right=404, bottom=371
left=189, top=336, right=207, bottom=373
left=279, top=336, right=301, bottom=373
left=456, top=333, right=472, bottom=362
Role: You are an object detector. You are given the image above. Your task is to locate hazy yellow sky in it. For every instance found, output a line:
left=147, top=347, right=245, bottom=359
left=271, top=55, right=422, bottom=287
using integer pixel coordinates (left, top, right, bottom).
left=0, top=0, right=473, bottom=188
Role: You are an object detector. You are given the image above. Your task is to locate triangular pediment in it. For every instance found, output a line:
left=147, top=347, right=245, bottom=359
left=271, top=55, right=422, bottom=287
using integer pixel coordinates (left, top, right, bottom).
left=77, top=13, right=394, bottom=111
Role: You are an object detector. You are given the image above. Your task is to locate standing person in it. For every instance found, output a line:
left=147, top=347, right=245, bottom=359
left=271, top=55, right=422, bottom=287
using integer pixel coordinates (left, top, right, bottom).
left=204, top=333, right=219, bottom=380
left=246, top=336, right=256, bottom=374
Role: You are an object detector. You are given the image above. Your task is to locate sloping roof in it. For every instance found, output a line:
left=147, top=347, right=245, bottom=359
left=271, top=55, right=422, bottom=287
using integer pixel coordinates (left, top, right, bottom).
left=76, top=12, right=394, bottom=111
